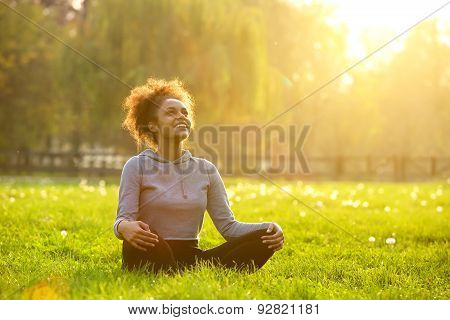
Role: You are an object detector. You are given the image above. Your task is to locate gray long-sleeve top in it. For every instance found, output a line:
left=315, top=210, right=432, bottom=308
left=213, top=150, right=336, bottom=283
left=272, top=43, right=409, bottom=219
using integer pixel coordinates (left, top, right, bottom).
left=113, top=149, right=271, bottom=241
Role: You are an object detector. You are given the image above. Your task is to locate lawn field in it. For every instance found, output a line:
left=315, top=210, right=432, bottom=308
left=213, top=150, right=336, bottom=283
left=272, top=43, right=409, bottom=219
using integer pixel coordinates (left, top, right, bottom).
left=0, top=176, right=448, bottom=299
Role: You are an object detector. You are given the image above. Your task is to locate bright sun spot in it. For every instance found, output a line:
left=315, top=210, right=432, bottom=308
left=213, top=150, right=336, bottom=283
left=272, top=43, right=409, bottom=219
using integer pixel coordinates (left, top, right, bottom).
left=71, top=0, right=85, bottom=11
left=290, top=0, right=450, bottom=63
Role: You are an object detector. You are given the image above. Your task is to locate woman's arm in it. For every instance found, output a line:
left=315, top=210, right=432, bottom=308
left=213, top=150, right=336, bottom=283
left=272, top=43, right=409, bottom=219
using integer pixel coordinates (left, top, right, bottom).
left=113, top=156, right=141, bottom=240
left=205, top=161, right=272, bottom=241
left=113, top=156, right=159, bottom=251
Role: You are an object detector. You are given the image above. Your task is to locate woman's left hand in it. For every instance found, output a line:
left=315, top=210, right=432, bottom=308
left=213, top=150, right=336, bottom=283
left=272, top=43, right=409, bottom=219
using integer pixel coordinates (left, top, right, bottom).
left=261, top=222, right=284, bottom=252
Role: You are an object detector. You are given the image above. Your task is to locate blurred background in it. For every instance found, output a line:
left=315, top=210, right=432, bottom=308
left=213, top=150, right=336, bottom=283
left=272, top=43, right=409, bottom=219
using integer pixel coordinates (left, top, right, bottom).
left=0, top=0, right=449, bottom=180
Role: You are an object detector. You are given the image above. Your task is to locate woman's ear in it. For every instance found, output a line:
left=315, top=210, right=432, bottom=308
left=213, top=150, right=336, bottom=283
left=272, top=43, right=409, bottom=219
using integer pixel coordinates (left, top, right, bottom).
left=147, top=123, right=158, bottom=133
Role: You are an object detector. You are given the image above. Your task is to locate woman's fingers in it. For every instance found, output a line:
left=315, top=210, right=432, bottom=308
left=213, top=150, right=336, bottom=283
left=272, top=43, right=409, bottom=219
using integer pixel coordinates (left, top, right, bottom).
left=136, top=233, right=159, bottom=244
left=137, top=229, right=159, bottom=240
left=272, top=244, right=284, bottom=251
left=261, top=230, right=283, bottom=240
left=130, top=240, right=149, bottom=252
left=138, top=221, right=150, bottom=230
left=134, top=238, right=155, bottom=249
left=268, top=242, right=283, bottom=249
left=263, top=236, right=284, bottom=245
left=268, top=240, right=284, bottom=250
left=136, top=238, right=156, bottom=247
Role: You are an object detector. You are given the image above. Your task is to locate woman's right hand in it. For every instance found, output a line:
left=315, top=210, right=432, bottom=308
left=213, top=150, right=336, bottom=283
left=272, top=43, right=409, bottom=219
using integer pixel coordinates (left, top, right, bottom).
left=118, top=220, right=159, bottom=252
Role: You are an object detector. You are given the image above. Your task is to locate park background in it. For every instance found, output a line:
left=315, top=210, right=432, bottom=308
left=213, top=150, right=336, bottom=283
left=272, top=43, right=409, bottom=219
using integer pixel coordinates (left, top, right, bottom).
left=0, top=0, right=449, bottom=299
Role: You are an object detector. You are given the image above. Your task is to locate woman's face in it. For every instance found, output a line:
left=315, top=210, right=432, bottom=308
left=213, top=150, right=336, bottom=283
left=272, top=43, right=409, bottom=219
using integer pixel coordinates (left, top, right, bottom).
left=150, top=98, right=191, bottom=142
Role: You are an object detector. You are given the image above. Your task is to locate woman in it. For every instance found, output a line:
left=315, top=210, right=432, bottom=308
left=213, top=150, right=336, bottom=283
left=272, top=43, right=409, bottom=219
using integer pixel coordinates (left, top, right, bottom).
left=113, top=77, right=284, bottom=275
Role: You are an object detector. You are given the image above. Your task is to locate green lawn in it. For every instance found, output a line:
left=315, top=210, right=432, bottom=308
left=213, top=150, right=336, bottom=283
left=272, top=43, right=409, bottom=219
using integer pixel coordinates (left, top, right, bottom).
left=0, top=176, right=448, bottom=299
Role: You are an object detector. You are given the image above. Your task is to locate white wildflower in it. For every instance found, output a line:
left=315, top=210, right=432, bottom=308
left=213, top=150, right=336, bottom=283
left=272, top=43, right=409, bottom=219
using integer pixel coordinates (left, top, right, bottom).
left=79, top=178, right=87, bottom=187
left=99, top=188, right=107, bottom=196
left=385, top=237, right=396, bottom=245
left=341, top=199, right=353, bottom=207
left=303, top=185, right=314, bottom=196
left=259, top=184, right=267, bottom=196
left=330, top=192, right=338, bottom=200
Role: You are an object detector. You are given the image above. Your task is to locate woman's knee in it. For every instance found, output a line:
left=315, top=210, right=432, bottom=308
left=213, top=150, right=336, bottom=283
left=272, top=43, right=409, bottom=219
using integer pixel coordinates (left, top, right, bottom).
left=224, top=239, right=275, bottom=267
left=122, top=237, right=176, bottom=273
left=232, top=228, right=276, bottom=244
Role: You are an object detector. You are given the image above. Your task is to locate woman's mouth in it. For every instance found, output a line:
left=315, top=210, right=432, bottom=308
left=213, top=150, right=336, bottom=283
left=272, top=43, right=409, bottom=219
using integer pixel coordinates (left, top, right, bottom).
left=174, top=123, right=189, bottom=129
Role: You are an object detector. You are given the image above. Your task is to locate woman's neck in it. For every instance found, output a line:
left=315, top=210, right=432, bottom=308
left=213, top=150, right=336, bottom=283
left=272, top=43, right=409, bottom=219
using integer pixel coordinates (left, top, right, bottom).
left=156, top=139, right=183, bottom=161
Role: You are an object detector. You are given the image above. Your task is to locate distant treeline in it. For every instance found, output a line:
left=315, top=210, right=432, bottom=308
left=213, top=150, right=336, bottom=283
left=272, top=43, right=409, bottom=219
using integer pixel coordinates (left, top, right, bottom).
left=1, top=0, right=449, bottom=157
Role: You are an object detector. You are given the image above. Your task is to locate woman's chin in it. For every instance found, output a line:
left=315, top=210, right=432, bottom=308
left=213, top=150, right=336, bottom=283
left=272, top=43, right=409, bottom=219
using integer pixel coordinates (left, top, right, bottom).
left=174, top=132, right=190, bottom=141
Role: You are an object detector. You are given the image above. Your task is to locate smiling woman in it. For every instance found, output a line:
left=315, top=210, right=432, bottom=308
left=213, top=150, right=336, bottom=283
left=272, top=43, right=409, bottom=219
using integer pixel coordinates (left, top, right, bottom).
left=121, top=77, right=196, bottom=152
left=115, top=77, right=284, bottom=275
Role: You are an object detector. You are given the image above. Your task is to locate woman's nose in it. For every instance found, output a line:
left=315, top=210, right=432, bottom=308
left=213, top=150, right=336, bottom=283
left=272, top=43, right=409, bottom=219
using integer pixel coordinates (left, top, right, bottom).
left=177, top=113, right=189, bottom=123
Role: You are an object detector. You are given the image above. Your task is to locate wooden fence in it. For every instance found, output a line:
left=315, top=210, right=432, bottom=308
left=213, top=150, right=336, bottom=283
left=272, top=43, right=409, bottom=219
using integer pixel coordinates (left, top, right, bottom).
left=0, top=149, right=449, bottom=181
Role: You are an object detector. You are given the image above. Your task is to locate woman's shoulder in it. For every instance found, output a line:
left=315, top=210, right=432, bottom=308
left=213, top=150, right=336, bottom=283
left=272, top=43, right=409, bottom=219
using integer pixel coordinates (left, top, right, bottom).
left=190, top=155, right=218, bottom=173
left=123, top=154, right=140, bottom=166
left=190, top=155, right=214, bottom=165
left=121, top=155, right=142, bottom=176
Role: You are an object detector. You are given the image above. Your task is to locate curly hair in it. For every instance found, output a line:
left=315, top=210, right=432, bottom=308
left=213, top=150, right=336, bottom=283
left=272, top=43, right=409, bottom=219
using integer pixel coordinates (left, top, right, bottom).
left=121, top=77, right=195, bottom=150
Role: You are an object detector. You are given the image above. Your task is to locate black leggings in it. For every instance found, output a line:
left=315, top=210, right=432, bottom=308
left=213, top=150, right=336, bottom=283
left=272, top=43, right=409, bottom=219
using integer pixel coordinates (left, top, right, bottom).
left=122, top=228, right=276, bottom=274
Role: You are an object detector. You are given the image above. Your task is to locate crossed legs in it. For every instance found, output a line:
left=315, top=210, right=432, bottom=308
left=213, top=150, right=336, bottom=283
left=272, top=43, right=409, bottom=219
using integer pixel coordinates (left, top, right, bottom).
left=122, top=230, right=178, bottom=274
left=122, top=228, right=277, bottom=275
left=199, top=229, right=276, bottom=272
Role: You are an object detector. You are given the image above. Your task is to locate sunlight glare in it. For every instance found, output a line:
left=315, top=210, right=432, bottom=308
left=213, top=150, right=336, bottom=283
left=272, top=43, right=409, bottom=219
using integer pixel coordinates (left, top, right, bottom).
left=291, top=0, right=450, bottom=62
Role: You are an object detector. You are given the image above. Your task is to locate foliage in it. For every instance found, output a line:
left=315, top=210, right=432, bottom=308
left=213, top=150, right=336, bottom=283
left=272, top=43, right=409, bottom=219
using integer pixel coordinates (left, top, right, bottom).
left=0, top=0, right=448, bottom=157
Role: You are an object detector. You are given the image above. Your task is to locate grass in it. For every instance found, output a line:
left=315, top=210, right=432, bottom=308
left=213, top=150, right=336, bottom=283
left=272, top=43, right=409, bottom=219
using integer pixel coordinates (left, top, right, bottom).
left=0, top=176, right=448, bottom=299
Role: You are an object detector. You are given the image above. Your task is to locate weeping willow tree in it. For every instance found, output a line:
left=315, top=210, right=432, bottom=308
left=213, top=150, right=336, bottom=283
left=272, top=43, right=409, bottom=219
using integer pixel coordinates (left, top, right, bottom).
left=0, top=0, right=349, bottom=153
left=5, top=0, right=447, bottom=159
left=0, top=2, right=58, bottom=150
